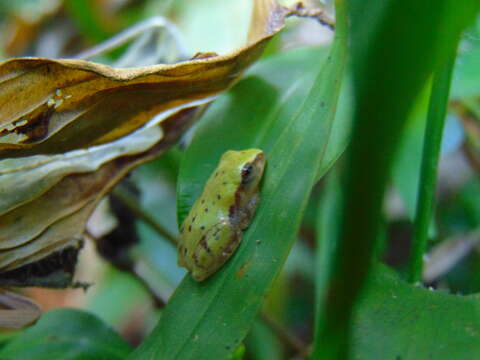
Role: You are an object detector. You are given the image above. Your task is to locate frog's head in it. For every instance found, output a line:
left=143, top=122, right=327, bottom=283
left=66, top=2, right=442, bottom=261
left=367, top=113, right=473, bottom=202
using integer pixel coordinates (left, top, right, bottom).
left=219, top=149, right=265, bottom=194
left=239, top=150, right=265, bottom=193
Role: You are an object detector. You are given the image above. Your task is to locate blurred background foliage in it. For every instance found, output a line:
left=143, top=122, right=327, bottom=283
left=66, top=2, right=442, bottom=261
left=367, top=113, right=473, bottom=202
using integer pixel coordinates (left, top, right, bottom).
left=0, top=0, right=479, bottom=359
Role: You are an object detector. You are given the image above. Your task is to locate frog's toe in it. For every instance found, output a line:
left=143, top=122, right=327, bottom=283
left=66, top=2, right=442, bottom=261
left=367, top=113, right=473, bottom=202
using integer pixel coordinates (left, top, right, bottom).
left=191, top=268, right=209, bottom=281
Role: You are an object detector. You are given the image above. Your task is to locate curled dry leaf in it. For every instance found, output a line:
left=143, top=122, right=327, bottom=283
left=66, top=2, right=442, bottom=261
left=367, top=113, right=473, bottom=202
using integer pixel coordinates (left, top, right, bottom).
left=0, top=290, right=42, bottom=329
left=0, top=0, right=288, bottom=283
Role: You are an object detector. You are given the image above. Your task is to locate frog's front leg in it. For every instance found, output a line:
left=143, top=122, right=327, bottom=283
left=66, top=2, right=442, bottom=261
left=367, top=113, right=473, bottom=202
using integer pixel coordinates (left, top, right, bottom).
left=236, top=193, right=260, bottom=231
left=188, top=221, right=241, bottom=282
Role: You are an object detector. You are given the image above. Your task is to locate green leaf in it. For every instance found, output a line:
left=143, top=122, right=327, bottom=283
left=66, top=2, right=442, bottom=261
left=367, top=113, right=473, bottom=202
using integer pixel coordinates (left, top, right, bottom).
left=352, top=265, right=480, bottom=359
left=312, top=171, right=343, bottom=359
left=131, top=5, right=349, bottom=360
left=83, top=267, right=155, bottom=329
left=170, top=0, right=253, bottom=54
left=245, top=321, right=283, bottom=360
left=314, top=0, right=480, bottom=358
left=176, top=44, right=352, bottom=225
left=392, top=86, right=431, bottom=220
left=64, top=0, right=112, bottom=43
left=0, top=309, right=132, bottom=360
left=451, top=26, right=480, bottom=99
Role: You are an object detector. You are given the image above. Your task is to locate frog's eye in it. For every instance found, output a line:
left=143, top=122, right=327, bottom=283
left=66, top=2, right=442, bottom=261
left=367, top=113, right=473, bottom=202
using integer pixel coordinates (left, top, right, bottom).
left=241, top=165, right=254, bottom=185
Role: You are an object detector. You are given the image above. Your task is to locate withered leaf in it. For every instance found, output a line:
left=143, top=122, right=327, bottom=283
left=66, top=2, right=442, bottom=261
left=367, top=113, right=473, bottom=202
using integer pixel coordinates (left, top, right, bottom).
left=0, top=290, right=42, bottom=329
left=0, top=2, right=286, bottom=157
left=0, top=0, right=288, bottom=281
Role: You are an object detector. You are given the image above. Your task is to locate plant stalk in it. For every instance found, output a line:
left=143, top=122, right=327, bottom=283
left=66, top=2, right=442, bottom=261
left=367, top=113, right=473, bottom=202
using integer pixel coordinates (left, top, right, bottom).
left=408, top=52, right=457, bottom=283
left=113, top=186, right=178, bottom=246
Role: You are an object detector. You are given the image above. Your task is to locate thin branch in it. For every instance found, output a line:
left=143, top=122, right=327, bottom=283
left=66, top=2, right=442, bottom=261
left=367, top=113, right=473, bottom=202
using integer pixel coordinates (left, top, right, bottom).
left=259, top=311, right=310, bottom=359
left=463, top=143, right=480, bottom=174
left=84, top=231, right=166, bottom=308
left=451, top=100, right=480, bottom=174
left=285, top=2, right=336, bottom=30
left=423, top=227, right=480, bottom=282
left=112, top=186, right=178, bottom=246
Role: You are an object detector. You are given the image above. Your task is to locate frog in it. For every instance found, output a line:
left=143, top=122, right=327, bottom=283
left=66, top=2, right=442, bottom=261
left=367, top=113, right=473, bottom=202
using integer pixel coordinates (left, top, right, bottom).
left=177, top=149, right=266, bottom=281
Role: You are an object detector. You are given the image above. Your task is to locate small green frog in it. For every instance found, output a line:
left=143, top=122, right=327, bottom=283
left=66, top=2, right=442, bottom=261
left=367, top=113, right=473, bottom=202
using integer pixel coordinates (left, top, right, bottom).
left=178, top=149, right=265, bottom=281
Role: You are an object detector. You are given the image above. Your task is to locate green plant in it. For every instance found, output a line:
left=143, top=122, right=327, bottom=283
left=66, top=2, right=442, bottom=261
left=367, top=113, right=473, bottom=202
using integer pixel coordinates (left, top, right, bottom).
left=1, top=0, right=480, bottom=359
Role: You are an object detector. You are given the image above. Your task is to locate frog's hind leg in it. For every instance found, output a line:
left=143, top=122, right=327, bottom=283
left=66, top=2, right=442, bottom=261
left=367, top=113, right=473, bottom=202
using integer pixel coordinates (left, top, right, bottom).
left=191, top=221, right=240, bottom=281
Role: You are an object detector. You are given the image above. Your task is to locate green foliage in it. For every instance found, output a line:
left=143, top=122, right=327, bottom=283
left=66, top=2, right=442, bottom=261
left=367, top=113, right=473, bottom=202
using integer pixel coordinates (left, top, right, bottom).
left=0, top=309, right=132, bottom=360
left=353, top=265, right=480, bottom=360
left=452, top=25, right=480, bottom=99
left=131, top=9, right=349, bottom=356
left=2, top=0, right=480, bottom=359
left=313, top=0, right=480, bottom=358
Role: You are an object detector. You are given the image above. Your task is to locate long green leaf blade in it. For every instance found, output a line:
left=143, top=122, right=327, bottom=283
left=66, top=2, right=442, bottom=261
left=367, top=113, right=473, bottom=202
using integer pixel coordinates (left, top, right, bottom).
left=353, top=265, right=480, bottom=359
left=131, top=2, right=349, bottom=359
left=314, top=0, right=480, bottom=358
left=0, top=309, right=132, bottom=360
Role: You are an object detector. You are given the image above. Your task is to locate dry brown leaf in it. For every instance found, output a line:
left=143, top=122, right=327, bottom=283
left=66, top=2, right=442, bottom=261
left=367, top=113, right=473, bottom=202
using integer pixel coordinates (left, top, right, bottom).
left=0, top=106, right=201, bottom=273
left=0, top=291, right=42, bottom=329
left=0, top=0, right=288, bottom=283
left=0, top=2, right=286, bottom=156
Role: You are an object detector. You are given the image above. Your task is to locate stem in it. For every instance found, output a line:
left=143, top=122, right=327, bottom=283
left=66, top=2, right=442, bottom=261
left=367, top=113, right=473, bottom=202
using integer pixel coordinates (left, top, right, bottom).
left=407, top=52, right=457, bottom=283
left=84, top=231, right=167, bottom=308
left=451, top=100, right=480, bottom=174
left=112, top=187, right=178, bottom=246
left=423, top=227, right=480, bottom=282
left=259, top=312, right=309, bottom=358
left=463, top=143, right=480, bottom=174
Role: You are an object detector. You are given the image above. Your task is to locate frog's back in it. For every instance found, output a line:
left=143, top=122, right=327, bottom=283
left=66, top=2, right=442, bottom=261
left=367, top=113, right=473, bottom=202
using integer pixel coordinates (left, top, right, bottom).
left=182, top=149, right=262, bottom=234
left=179, top=151, right=252, bottom=248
